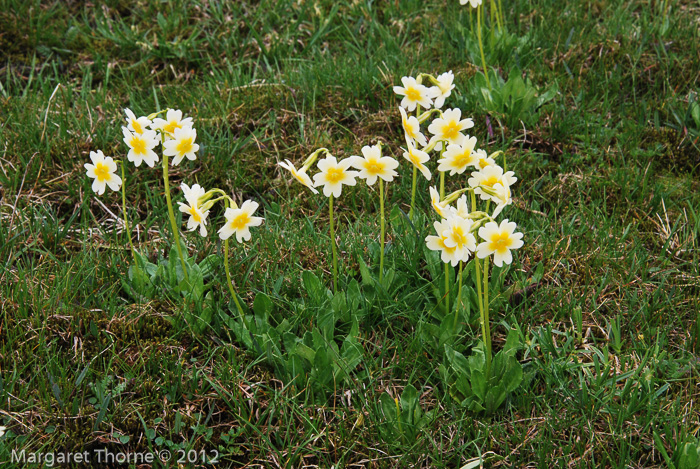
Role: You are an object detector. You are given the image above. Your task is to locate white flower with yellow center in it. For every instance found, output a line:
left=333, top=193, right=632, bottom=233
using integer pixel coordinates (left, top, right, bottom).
left=124, top=108, right=152, bottom=135
left=490, top=182, right=513, bottom=218
left=123, top=127, right=159, bottom=167
left=278, top=159, right=318, bottom=194
left=431, top=71, right=455, bottom=109
left=442, top=215, right=477, bottom=262
left=349, top=145, right=399, bottom=186
left=429, top=186, right=450, bottom=218
left=312, top=155, right=359, bottom=198
left=448, top=195, right=471, bottom=218
left=460, top=0, right=482, bottom=7
left=476, top=219, right=524, bottom=267
left=402, top=140, right=432, bottom=181
left=177, top=183, right=209, bottom=237
left=468, top=165, right=517, bottom=200
left=475, top=149, right=495, bottom=169
left=437, top=135, right=479, bottom=175
left=398, top=107, right=428, bottom=147
left=84, top=150, right=122, bottom=195
left=163, top=126, right=199, bottom=166
left=426, top=219, right=460, bottom=265
left=218, top=200, right=264, bottom=243
left=393, top=76, right=434, bottom=112
left=151, top=109, right=193, bottom=140
left=428, top=108, right=474, bottom=150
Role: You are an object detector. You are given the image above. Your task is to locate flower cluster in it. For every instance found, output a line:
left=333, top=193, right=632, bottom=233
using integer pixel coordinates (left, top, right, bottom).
left=393, top=72, right=523, bottom=269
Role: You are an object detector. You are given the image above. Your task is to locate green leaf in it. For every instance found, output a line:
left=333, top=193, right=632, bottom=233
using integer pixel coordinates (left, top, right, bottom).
left=346, top=279, right=362, bottom=314
left=471, top=369, right=487, bottom=401
left=317, top=308, right=335, bottom=341
left=400, top=384, right=419, bottom=422
left=379, top=392, right=398, bottom=422
left=502, top=356, right=523, bottom=393
left=198, top=254, right=221, bottom=279
left=252, top=292, right=273, bottom=321
left=302, top=270, right=327, bottom=303
left=503, top=328, right=520, bottom=357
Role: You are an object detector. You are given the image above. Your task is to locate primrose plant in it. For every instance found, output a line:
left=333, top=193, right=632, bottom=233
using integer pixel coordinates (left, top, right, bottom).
left=395, top=72, right=525, bottom=412
left=85, top=108, right=264, bottom=327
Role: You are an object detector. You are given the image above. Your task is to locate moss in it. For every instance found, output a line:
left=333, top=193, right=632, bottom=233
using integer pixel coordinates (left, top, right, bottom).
left=640, top=127, right=700, bottom=173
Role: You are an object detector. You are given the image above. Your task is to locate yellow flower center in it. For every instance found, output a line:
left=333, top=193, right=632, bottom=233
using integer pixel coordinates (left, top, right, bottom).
left=163, top=120, right=181, bottom=134
left=131, top=136, right=147, bottom=155
left=132, top=119, right=143, bottom=134
left=439, top=235, right=456, bottom=254
left=478, top=158, right=491, bottom=169
left=451, top=227, right=468, bottom=247
left=442, top=121, right=460, bottom=140
left=94, top=162, right=110, bottom=182
left=325, top=167, right=345, bottom=184
left=176, top=137, right=193, bottom=155
left=230, top=213, right=251, bottom=230
left=453, top=149, right=472, bottom=168
left=365, top=160, right=385, bottom=175
left=408, top=151, right=421, bottom=166
left=405, top=87, right=421, bottom=102
left=482, top=175, right=500, bottom=188
left=403, top=118, right=416, bottom=138
left=188, top=207, right=202, bottom=223
left=489, top=232, right=512, bottom=253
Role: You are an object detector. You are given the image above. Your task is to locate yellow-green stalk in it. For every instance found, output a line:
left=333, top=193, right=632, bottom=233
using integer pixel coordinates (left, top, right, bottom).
left=477, top=5, right=491, bottom=90
left=161, top=152, right=189, bottom=281
left=379, top=178, right=386, bottom=283
left=329, top=194, right=338, bottom=294
left=119, top=162, right=137, bottom=266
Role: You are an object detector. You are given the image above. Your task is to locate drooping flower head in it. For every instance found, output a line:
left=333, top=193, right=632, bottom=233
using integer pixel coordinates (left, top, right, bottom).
left=402, top=140, right=432, bottom=181
left=426, top=219, right=461, bottom=266
left=476, top=219, right=524, bottom=267
left=349, top=144, right=399, bottom=186
left=460, top=0, right=483, bottom=7
left=124, top=109, right=152, bottom=135
left=178, top=183, right=209, bottom=237
left=431, top=71, right=455, bottom=109
left=437, top=135, right=479, bottom=175
left=312, top=155, right=359, bottom=198
left=429, top=186, right=450, bottom=218
left=163, top=126, right=199, bottom=166
left=448, top=194, right=471, bottom=219
left=393, top=76, right=434, bottom=112
left=84, top=150, right=122, bottom=195
left=122, top=127, right=159, bottom=167
left=278, top=159, right=319, bottom=194
left=218, top=200, right=264, bottom=243
left=398, top=107, right=428, bottom=147
left=428, top=108, right=474, bottom=149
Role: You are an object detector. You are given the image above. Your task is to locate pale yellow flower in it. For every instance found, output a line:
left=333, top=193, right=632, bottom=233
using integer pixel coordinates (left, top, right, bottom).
left=437, top=136, right=479, bottom=175
left=218, top=200, right=264, bottom=242
left=178, top=183, right=209, bottom=237
left=349, top=145, right=399, bottom=186
left=163, top=126, right=199, bottom=166
left=431, top=71, right=455, bottom=109
left=124, top=108, right=152, bottom=135
left=476, top=219, right=524, bottom=267
left=312, top=155, right=359, bottom=198
left=393, top=76, right=434, bottom=112
left=84, top=150, right=122, bottom=195
left=468, top=165, right=517, bottom=200
left=428, top=108, right=474, bottom=149
left=429, top=186, right=450, bottom=218
left=278, top=159, right=319, bottom=194
left=398, top=107, right=427, bottom=147
left=151, top=109, right=193, bottom=140
left=402, top=140, right=432, bottom=181
left=123, top=127, right=159, bottom=167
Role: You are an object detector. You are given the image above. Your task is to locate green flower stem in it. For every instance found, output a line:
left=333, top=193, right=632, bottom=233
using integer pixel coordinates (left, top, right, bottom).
left=379, top=179, right=385, bottom=283
left=329, top=194, right=338, bottom=294
left=161, top=153, right=189, bottom=281
left=444, top=262, right=450, bottom=314
left=119, top=163, right=137, bottom=265
left=439, top=148, right=446, bottom=199
left=495, top=0, right=504, bottom=32
left=454, top=260, right=463, bottom=332
left=477, top=5, right=491, bottom=90
left=483, top=256, right=492, bottom=375
left=224, top=237, right=245, bottom=320
left=409, top=166, right=417, bottom=221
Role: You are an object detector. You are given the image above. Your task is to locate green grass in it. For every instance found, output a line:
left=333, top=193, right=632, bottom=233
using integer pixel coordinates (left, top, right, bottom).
left=1, top=0, right=700, bottom=467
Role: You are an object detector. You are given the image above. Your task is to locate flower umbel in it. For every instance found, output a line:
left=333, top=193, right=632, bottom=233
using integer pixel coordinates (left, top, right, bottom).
left=438, top=135, right=479, bottom=175
left=151, top=109, right=193, bottom=140
left=85, top=150, right=122, bottom=195
left=428, top=108, right=474, bottom=148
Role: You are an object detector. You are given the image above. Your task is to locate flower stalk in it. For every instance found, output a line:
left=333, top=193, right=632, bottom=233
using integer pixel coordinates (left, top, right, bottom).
left=119, top=162, right=137, bottom=265
left=162, top=152, right=189, bottom=281
left=329, top=194, right=338, bottom=294
left=477, top=5, right=491, bottom=90
left=379, top=178, right=386, bottom=283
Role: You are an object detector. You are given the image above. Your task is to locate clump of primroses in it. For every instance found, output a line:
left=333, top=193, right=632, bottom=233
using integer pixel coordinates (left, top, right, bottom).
left=395, top=71, right=524, bottom=372
left=85, top=108, right=263, bottom=315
